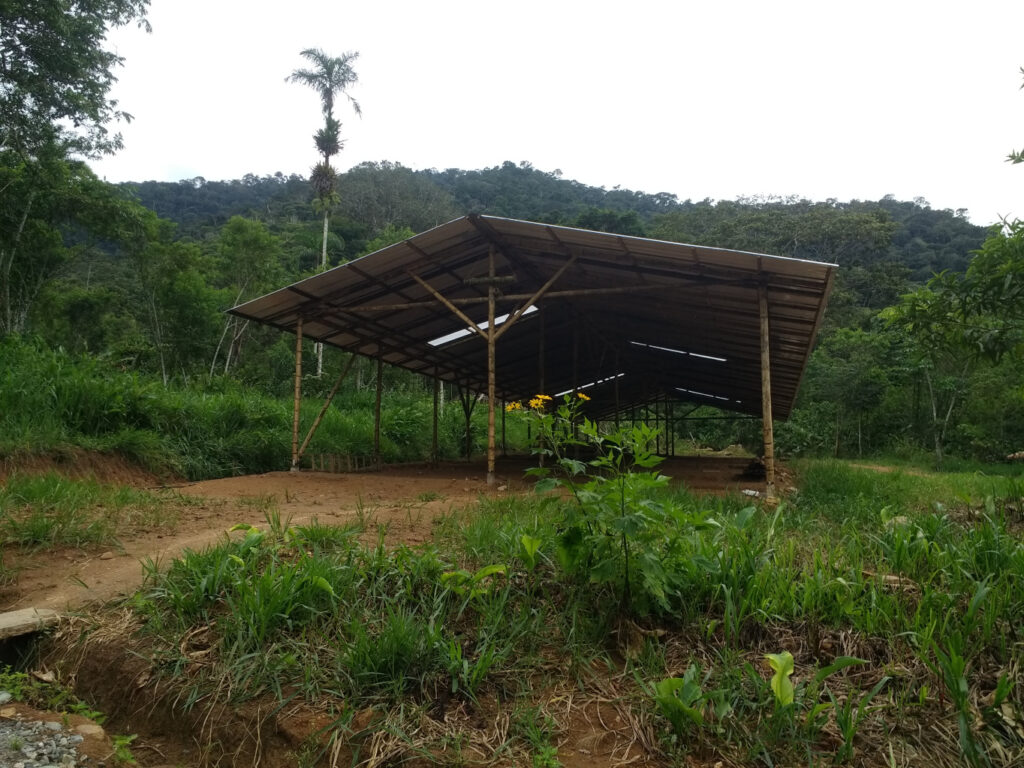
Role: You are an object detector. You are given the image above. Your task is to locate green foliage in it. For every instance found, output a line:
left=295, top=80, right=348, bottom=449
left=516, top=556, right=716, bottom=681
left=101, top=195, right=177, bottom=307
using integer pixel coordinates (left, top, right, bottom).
left=0, top=472, right=178, bottom=548
left=0, top=0, right=150, bottom=156
left=441, top=563, right=507, bottom=600
left=653, top=665, right=707, bottom=732
left=0, top=666, right=105, bottom=722
left=122, top=457, right=1024, bottom=766
left=526, top=394, right=679, bottom=614
left=0, top=338, right=483, bottom=478
left=764, top=652, right=795, bottom=707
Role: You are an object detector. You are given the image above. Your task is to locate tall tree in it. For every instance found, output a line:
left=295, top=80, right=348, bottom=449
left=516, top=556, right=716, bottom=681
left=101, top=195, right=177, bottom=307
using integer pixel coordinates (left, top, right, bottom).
left=1009, top=67, right=1024, bottom=164
left=884, top=221, right=1024, bottom=465
left=1, top=0, right=150, bottom=158
left=286, top=48, right=360, bottom=374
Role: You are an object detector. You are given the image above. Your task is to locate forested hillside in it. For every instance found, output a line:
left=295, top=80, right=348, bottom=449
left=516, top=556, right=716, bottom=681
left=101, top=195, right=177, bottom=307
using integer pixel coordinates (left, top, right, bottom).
left=1, top=0, right=1018, bottom=474
left=6, top=152, right=1022, bottom=471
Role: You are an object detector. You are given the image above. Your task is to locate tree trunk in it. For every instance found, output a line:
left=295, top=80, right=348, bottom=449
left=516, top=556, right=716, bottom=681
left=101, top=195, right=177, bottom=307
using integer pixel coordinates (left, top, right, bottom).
left=858, top=413, right=863, bottom=457
left=1, top=189, right=36, bottom=334
left=315, top=208, right=329, bottom=377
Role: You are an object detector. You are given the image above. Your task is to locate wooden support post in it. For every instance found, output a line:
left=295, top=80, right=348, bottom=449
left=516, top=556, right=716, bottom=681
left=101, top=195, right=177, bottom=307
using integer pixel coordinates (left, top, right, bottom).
left=759, top=284, right=777, bottom=500
left=374, top=355, right=383, bottom=469
left=432, top=372, right=439, bottom=467
left=290, top=318, right=303, bottom=471
left=486, top=247, right=497, bottom=486
left=501, top=400, right=507, bottom=457
left=537, top=307, right=546, bottom=467
left=297, top=354, right=356, bottom=464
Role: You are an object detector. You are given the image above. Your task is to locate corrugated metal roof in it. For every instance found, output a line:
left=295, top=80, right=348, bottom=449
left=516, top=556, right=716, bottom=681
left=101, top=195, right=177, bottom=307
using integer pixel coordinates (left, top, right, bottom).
left=230, top=215, right=836, bottom=419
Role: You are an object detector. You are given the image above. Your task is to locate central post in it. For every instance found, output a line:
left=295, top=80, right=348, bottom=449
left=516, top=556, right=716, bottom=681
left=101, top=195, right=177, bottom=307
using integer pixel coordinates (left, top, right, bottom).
left=486, top=246, right=497, bottom=486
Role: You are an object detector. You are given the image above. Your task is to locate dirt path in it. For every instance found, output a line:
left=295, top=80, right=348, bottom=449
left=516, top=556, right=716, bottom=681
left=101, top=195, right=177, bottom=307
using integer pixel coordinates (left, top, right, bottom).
left=3, top=463, right=524, bottom=613
left=2, top=455, right=763, bottom=613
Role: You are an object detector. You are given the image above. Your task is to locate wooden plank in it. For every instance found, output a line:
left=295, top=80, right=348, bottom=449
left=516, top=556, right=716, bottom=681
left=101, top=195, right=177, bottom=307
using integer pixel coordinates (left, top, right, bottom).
left=0, top=608, right=60, bottom=640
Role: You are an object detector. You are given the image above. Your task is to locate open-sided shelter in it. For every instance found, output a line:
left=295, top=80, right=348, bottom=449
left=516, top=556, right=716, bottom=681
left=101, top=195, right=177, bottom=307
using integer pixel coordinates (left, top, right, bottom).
left=229, top=215, right=837, bottom=497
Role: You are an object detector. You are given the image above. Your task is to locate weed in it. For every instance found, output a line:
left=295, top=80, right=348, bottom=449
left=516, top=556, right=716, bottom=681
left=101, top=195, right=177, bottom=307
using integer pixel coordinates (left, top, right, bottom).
left=0, top=666, right=106, bottom=723
left=111, top=733, right=138, bottom=764
left=0, top=472, right=181, bottom=548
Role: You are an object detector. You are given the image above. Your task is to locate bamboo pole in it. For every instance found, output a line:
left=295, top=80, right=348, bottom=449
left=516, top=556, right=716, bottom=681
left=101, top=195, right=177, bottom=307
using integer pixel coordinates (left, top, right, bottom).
left=494, top=254, right=578, bottom=341
left=290, top=318, right=303, bottom=471
left=374, top=355, right=383, bottom=469
left=759, top=284, right=777, bottom=500
left=345, top=282, right=689, bottom=313
left=297, top=354, right=356, bottom=464
left=537, top=307, right=546, bottom=468
left=486, top=247, right=497, bottom=486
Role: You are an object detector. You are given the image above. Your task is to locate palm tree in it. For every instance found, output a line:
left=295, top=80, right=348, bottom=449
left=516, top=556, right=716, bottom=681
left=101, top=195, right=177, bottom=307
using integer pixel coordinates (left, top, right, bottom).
left=287, top=49, right=360, bottom=374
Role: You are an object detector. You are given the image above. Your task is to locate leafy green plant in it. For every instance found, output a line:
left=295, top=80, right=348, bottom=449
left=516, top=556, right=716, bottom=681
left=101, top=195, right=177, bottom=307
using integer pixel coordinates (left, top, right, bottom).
left=0, top=666, right=105, bottom=723
left=441, top=563, right=507, bottom=600
left=525, top=394, right=679, bottom=614
left=765, top=651, right=796, bottom=707
left=518, top=534, right=542, bottom=571
left=654, top=665, right=706, bottom=732
left=111, top=733, right=138, bottom=764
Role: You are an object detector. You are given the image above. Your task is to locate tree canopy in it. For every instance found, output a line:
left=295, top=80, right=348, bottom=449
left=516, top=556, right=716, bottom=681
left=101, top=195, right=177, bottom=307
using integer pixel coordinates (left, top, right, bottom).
left=0, top=0, right=150, bottom=157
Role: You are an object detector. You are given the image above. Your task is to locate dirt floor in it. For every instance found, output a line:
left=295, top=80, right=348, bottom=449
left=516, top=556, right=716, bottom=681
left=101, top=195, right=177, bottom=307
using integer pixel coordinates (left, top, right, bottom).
left=2, top=455, right=767, bottom=614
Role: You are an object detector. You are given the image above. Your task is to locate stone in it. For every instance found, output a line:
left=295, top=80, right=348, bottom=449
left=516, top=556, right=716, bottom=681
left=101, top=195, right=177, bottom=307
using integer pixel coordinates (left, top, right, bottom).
left=0, top=608, right=61, bottom=640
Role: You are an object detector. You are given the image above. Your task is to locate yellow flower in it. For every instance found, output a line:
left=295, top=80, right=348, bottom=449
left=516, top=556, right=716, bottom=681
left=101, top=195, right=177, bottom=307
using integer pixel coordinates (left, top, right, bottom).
left=505, top=401, right=523, bottom=412
left=528, top=397, right=546, bottom=410
left=576, top=392, right=591, bottom=401
left=535, top=394, right=552, bottom=401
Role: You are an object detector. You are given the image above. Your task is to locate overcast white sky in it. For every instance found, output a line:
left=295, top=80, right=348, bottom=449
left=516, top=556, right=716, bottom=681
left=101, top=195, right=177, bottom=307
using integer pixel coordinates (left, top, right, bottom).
left=91, top=0, right=1024, bottom=226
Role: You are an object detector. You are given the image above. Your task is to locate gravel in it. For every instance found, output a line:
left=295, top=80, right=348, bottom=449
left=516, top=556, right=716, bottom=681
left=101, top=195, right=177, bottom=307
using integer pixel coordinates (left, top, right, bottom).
left=0, top=691, right=102, bottom=768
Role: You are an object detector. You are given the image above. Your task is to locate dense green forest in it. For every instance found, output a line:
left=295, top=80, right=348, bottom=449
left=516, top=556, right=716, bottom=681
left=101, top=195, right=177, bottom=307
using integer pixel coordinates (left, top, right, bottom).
left=2, top=1, right=1022, bottom=477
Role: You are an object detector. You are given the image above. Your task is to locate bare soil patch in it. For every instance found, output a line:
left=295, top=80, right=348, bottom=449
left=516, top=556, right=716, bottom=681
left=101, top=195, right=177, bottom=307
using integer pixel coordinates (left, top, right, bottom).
left=1, top=449, right=170, bottom=487
left=3, top=455, right=764, bottom=613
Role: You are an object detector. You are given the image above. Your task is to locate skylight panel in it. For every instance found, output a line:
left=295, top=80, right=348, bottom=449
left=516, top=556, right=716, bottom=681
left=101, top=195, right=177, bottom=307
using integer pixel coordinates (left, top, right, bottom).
left=676, top=387, right=731, bottom=402
left=554, top=373, right=625, bottom=398
left=427, top=305, right=537, bottom=347
left=629, top=341, right=726, bottom=363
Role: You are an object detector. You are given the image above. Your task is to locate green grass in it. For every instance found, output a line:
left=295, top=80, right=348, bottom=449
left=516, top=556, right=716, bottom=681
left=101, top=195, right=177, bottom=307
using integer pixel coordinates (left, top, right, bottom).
left=0, top=472, right=183, bottom=548
left=61, top=458, right=1024, bottom=766
left=0, top=336, right=532, bottom=480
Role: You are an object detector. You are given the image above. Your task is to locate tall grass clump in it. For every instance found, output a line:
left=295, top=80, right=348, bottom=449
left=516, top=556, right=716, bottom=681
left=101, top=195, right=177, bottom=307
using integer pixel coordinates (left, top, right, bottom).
left=0, top=472, right=179, bottom=547
left=136, top=510, right=565, bottom=708
left=0, top=336, right=499, bottom=480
